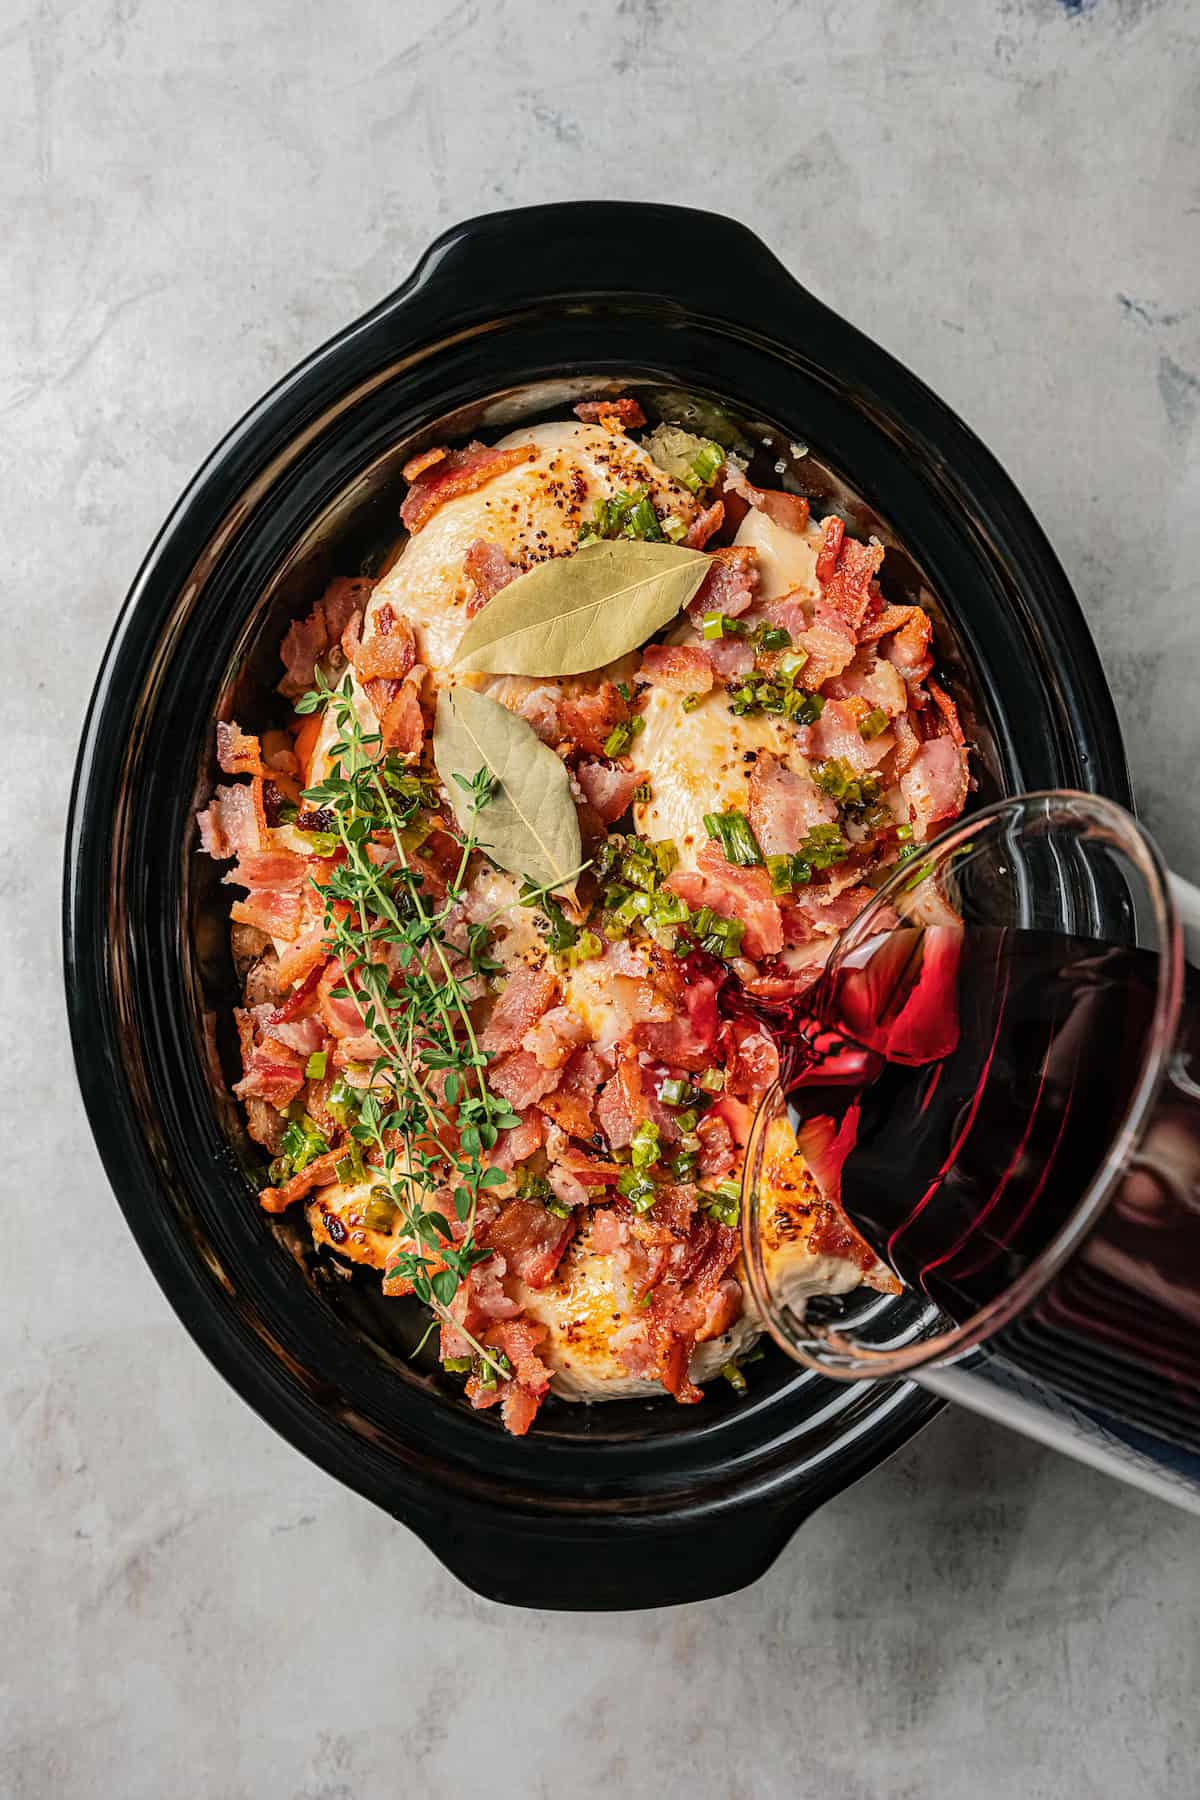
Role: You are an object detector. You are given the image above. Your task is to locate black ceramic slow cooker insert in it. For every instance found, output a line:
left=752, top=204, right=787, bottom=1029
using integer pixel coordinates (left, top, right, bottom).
left=64, top=203, right=1131, bottom=1610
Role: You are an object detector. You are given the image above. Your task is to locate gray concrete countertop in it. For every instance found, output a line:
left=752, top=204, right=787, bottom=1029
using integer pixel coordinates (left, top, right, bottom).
left=4, top=1, right=1199, bottom=1794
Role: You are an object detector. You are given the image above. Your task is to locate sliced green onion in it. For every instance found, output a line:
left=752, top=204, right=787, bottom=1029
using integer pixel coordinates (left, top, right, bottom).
left=701, top=612, right=725, bottom=640
left=675, top=1110, right=699, bottom=1134
left=544, top=1194, right=572, bottom=1219
left=859, top=707, right=890, bottom=740
left=681, top=692, right=702, bottom=713
left=683, top=441, right=725, bottom=492
left=671, top=1152, right=699, bottom=1180
left=630, top=715, right=646, bottom=738
left=267, top=1156, right=291, bottom=1186
left=765, top=853, right=795, bottom=897
left=561, top=929, right=603, bottom=967
left=442, top=1356, right=472, bottom=1374
left=304, top=1049, right=328, bottom=1081
left=778, top=650, right=809, bottom=683
left=604, top=722, right=633, bottom=757
left=661, top=514, right=688, bottom=542
left=659, top=1077, right=693, bottom=1107
left=698, top=1067, right=725, bottom=1094
left=755, top=624, right=792, bottom=652
left=630, top=1120, right=661, bottom=1171
left=896, top=823, right=914, bottom=841
left=651, top=839, right=678, bottom=878
left=616, top=681, right=633, bottom=702
left=361, top=1193, right=397, bottom=1232
left=632, top=781, right=652, bottom=804
left=721, top=1361, right=748, bottom=1394
left=703, top=809, right=764, bottom=867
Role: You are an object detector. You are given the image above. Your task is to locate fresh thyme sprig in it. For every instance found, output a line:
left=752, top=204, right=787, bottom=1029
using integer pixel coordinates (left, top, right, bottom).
left=295, top=668, right=525, bottom=1377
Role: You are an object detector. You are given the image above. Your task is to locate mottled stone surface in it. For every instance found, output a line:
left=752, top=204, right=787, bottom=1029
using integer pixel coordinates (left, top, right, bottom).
left=3, top=0, right=1199, bottom=1794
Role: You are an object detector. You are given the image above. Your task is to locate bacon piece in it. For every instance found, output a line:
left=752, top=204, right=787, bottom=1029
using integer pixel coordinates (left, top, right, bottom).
left=537, top=1046, right=603, bottom=1140
left=746, top=754, right=838, bottom=854
left=815, top=515, right=845, bottom=583
left=223, top=849, right=310, bottom=893
left=481, top=965, right=558, bottom=1057
left=267, top=955, right=327, bottom=1025
left=899, top=736, right=969, bottom=840
left=400, top=442, right=536, bottom=534
left=818, top=535, right=885, bottom=635
left=928, top=676, right=966, bottom=747
left=243, top=1095, right=286, bottom=1153
left=488, top=1048, right=562, bottom=1111
left=522, top=1005, right=590, bottom=1071
left=685, top=500, right=725, bottom=549
left=257, top=1147, right=341, bottom=1214
left=696, top=1112, right=736, bottom=1178
left=379, top=677, right=425, bottom=755
left=216, top=721, right=266, bottom=777
left=559, top=682, right=629, bottom=756
left=402, top=446, right=447, bottom=483
left=621, top=1218, right=741, bottom=1403
left=792, top=621, right=857, bottom=688
left=486, top=1201, right=575, bottom=1289
left=723, top=465, right=811, bottom=535
left=196, top=783, right=263, bottom=861
left=688, top=546, right=758, bottom=621
left=801, top=697, right=893, bottom=774
left=463, top=539, right=519, bottom=614
left=269, top=1015, right=326, bottom=1057
left=233, top=1036, right=306, bottom=1110
left=229, top=888, right=304, bottom=940
left=666, top=841, right=783, bottom=960
left=825, top=648, right=909, bottom=716
left=726, top=1026, right=782, bottom=1103
left=547, top=1163, right=590, bottom=1212
left=573, top=397, right=646, bottom=428
left=275, top=927, right=330, bottom=990
left=860, top=603, right=933, bottom=684
left=704, top=637, right=755, bottom=680
left=634, top=973, right=721, bottom=1073
left=575, top=759, right=642, bottom=824
left=639, top=643, right=714, bottom=694
left=316, top=959, right=370, bottom=1045
left=353, top=613, right=417, bottom=683
left=278, top=577, right=374, bottom=699
left=489, top=1108, right=546, bottom=1172
left=596, top=1055, right=641, bottom=1150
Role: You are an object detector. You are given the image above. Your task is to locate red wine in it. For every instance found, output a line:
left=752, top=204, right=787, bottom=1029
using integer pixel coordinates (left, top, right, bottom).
left=780, top=926, right=1200, bottom=1451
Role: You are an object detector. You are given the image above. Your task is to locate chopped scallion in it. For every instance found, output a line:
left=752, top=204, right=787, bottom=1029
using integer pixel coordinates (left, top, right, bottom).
left=703, top=809, right=764, bottom=867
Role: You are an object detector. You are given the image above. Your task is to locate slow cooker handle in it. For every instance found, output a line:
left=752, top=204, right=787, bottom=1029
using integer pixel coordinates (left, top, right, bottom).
left=412, top=1493, right=816, bottom=1611
left=391, top=201, right=818, bottom=334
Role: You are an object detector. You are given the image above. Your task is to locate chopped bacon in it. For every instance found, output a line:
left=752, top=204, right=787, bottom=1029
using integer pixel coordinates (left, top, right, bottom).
left=860, top=604, right=933, bottom=684
left=475, top=1319, right=554, bottom=1436
left=666, top=841, right=783, bottom=960
left=267, top=955, right=327, bottom=1025
left=488, top=1048, right=562, bottom=1111
left=489, top=1109, right=546, bottom=1172
left=379, top=677, right=425, bottom=755
left=815, top=515, right=845, bottom=583
left=275, top=927, right=331, bottom=990
left=576, top=759, right=642, bottom=824
left=537, top=1045, right=603, bottom=1140
left=622, top=1218, right=741, bottom=1403
left=696, top=1112, right=736, bottom=1178
left=257, top=1146, right=341, bottom=1214
left=817, top=535, right=885, bottom=634
left=402, top=446, right=447, bottom=483
left=573, top=396, right=646, bottom=428
left=825, top=648, right=909, bottom=716
left=223, top=849, right=309, bottom=893
left=400, top=442, right=536, bottom=534
left=685, top=500, right=725, bottom=548
left=891, top=711, right=923, bottom=776
left=486, top=1200, right=575, bottom=1289
left=481, top=965, right=558, bottom=1056
left=497, top=1384, right=540, bottom=1435
left=269, top=1015, right=326, bottom=1057
left=216, top=721, right=266, bottom=777
left=635, top=972, right=721, bottom=1073
left=233, top=1032, right=306, bottom=1110
left=523, top=1004, right=590, bottom=1070
left=784, top=883, right=875, bottom=942
left=899, top=735, right=969, bottom=840
left=704, top=637, right=755, bottom=680
left=229, top=888, right=304, bottom=940
left=688, top=545, right=758, bottom=621
left=747, top=754, right=837, bottom=853
left=317, top=958, right=368, bottom=1042
left=639, top=643, right=714, bottom=694
left=723, top=465, right=810, bottom=535
left=928, top=676, right=966, bottom=747
left=726, top=1025, right=782, bottom=1103
left=547, top=1162, right=591, bottom=1212
left=792, top=621, right=857, bottom=688
left=507, top=681, right=562, bottom=746
left=243, top=1095, right=286, bottom=1153
left=196, top=783, right=262, bottom=861
left=801, top=697, right=893, bottom=774
left=463, top=539, right=518, bottom=614
left=278, top=577, right=374, bottom=698
left=559, top=682, right=629, bottom=756
left=596, top=1055, right=641, bottom=1150
left=353, top=613, right=417, bottom=682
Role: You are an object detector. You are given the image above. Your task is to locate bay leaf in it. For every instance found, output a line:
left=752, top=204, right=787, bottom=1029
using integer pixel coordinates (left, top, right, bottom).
left=451, top=540, right=710, bottom=677
left=433, top=684, right=582, bottom=893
